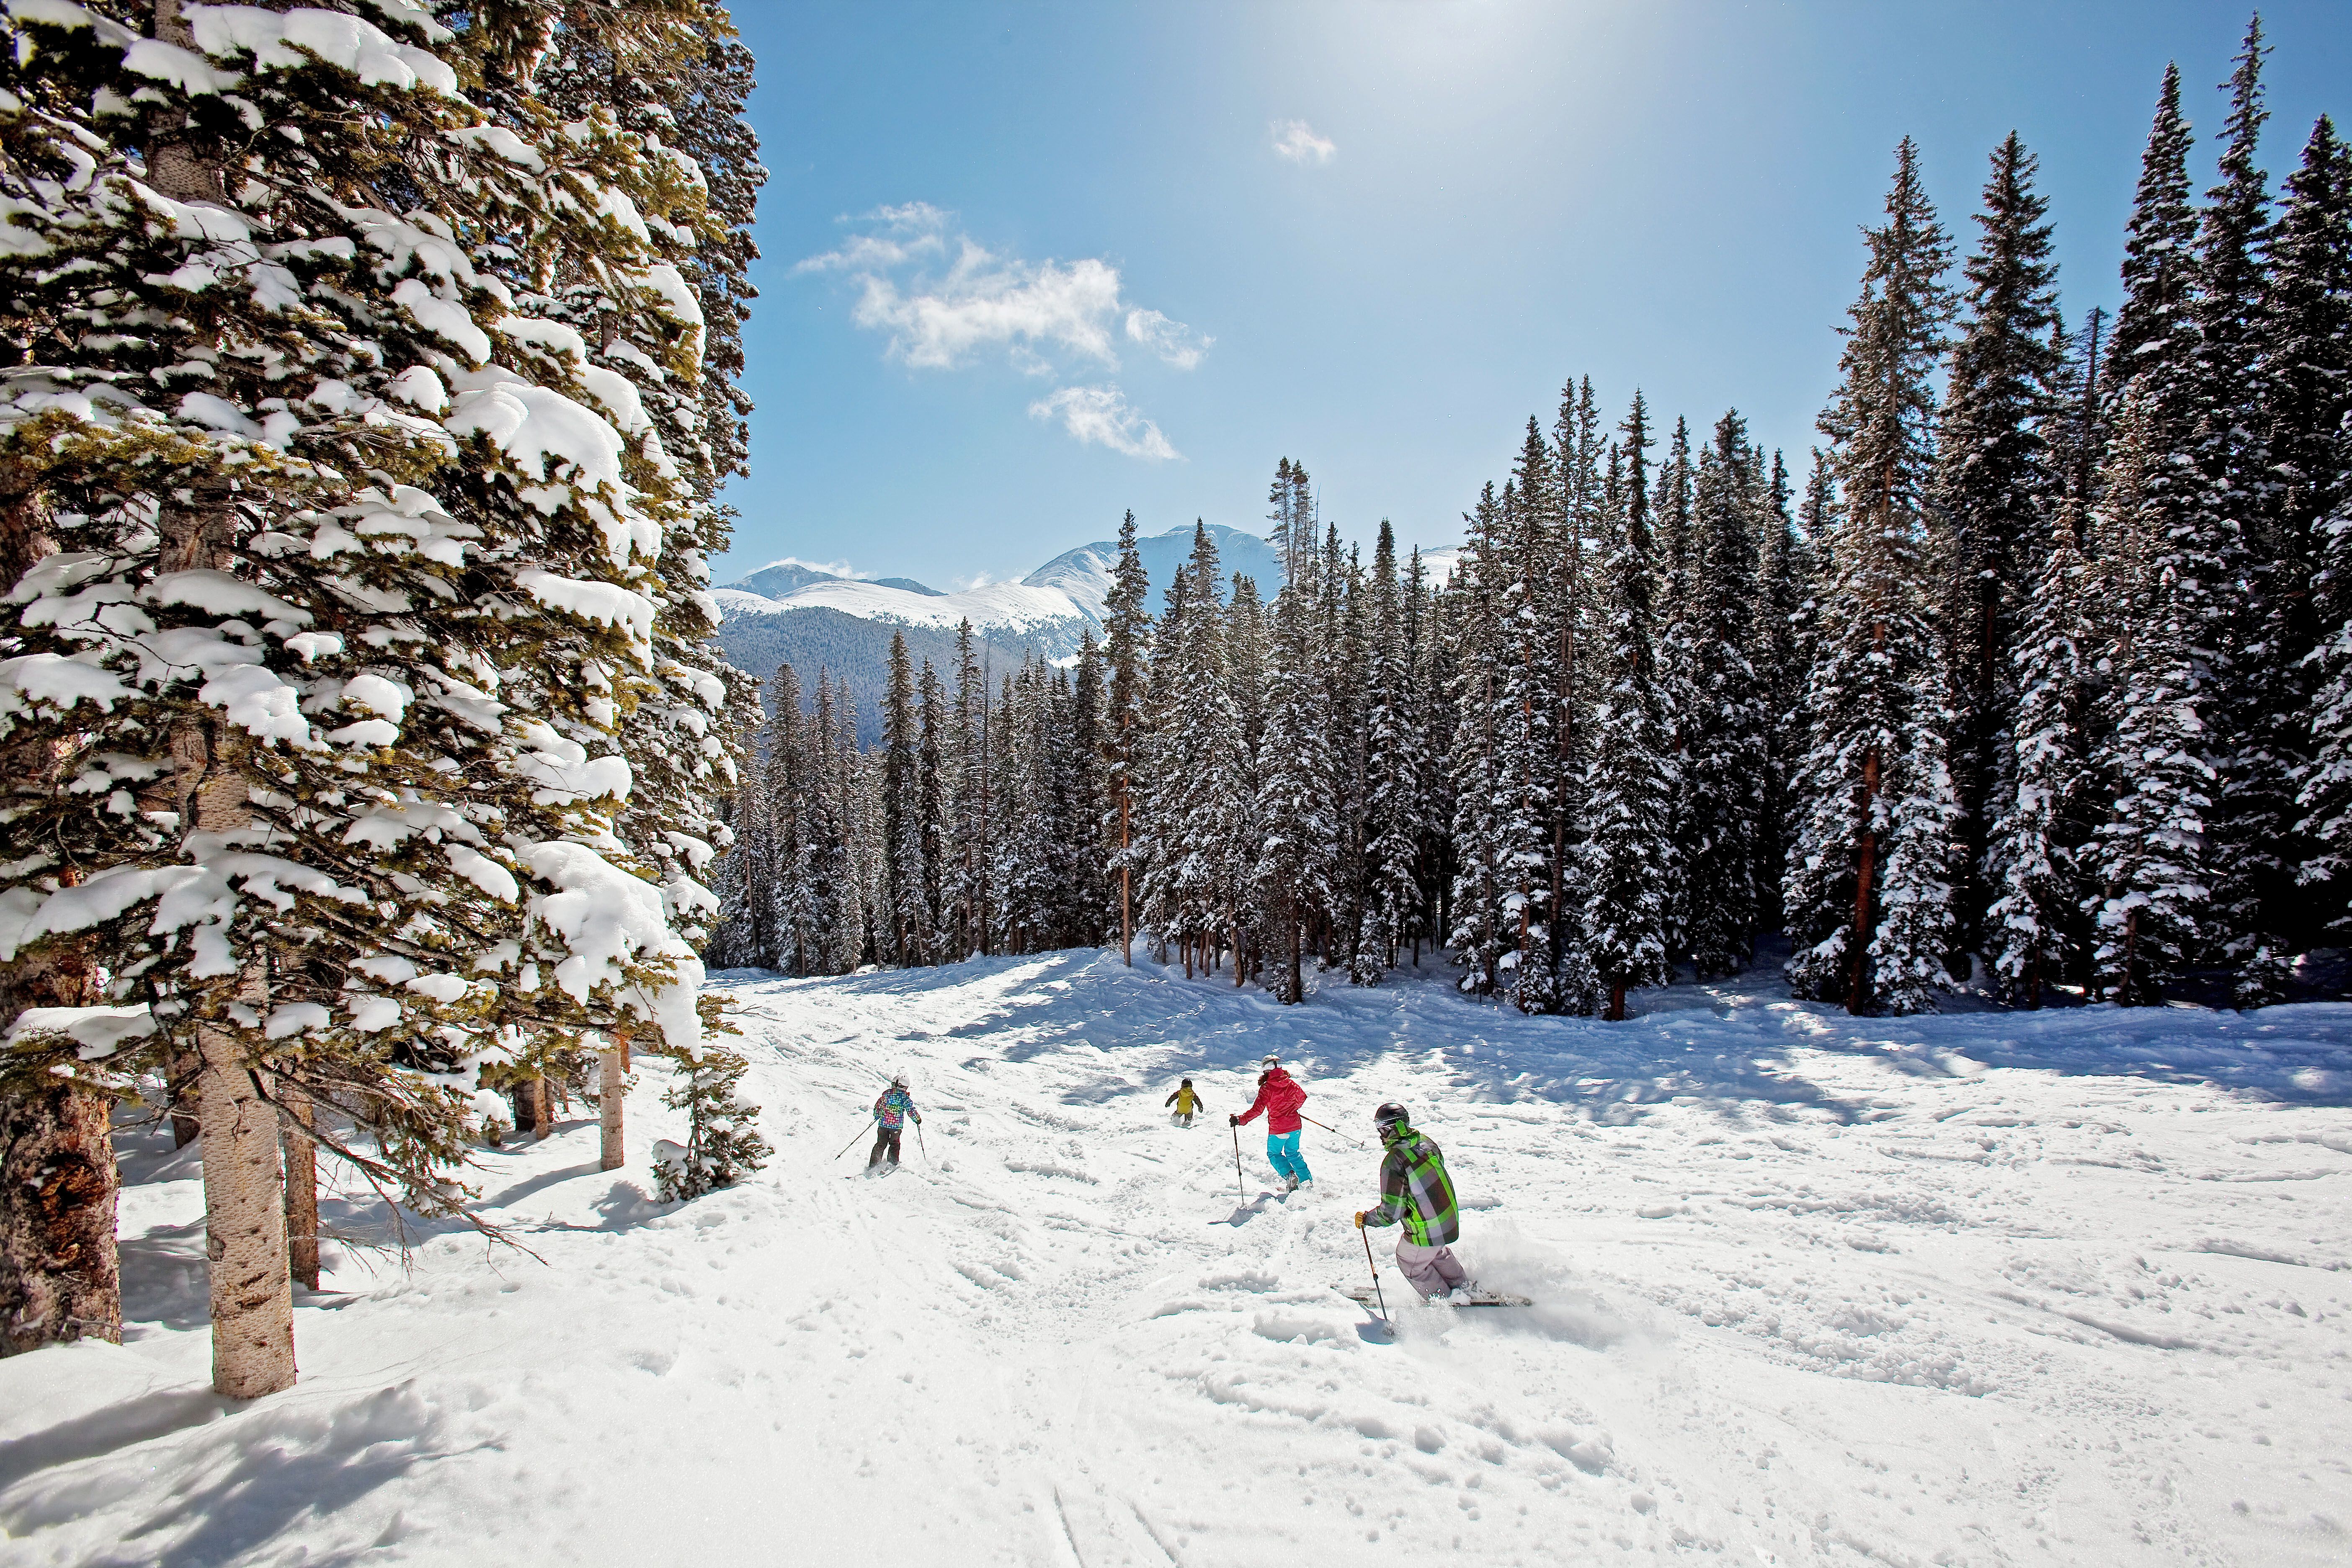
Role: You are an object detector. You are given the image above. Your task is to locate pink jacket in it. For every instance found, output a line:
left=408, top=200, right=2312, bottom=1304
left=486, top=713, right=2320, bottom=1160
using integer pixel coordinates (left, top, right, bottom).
left=1236, top=1068, right=1306, bottom=1135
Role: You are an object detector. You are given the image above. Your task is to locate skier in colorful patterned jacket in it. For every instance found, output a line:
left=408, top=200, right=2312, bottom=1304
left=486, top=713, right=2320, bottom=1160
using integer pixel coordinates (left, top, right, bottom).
left=1231, top=1056, right=1311, bottom=1190
left=869, top=1076, right=921, bottom=1167
left=1354, top=1103, right=1472, bottom=1300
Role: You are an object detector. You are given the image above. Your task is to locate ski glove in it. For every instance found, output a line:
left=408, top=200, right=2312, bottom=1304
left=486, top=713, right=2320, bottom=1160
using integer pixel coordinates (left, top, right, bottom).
left=1353, top=1212, right=1367, bottom=1229
left=1228, top=1114, right=1239, bottom=1127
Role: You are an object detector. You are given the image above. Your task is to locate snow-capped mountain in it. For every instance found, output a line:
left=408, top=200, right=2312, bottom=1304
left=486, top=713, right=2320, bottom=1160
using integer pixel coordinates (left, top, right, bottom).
left=711, top=524, right=1296, bottom=738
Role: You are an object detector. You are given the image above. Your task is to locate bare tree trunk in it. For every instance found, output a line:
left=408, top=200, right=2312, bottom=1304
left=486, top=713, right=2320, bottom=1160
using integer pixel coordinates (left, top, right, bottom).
left=279, top=1083, right=319, bottom=1292
left=1606, top=980, right=1627, bottom=1023
left=199, top=1005, right=295, bottom=1397
left=0, top=1082, right=121, bottom=1355
left=511, top=1076, right=552, bottom=1140
left=169, top=1049, right=201, bottom=1150
left=598, top=1035, right=628, bottom=1172
left=1846, top=749, right=1881, bottom=1016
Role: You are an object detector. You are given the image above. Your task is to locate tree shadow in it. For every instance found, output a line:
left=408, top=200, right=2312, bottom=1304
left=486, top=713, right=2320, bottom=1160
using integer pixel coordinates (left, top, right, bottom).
left=0, top=1382, right=486, bottom=1567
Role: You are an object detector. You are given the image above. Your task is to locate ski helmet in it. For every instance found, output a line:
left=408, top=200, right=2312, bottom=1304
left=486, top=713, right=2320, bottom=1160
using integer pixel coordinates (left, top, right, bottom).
left=1261, top=1054, right=1281, bottom=1069
left=1374, top=1102, right=1410, bottom=1135
left=890, top=1073, right=908, bottom=1089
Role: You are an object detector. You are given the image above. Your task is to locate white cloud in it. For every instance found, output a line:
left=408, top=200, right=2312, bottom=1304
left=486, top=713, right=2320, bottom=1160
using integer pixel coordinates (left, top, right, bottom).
left=1027, top=385, right=1179, bottom=462
left=792, top=202, right=951, bottom=274
left=1271, top=119, right=1336, bottom=165
left=1125, top=307, right=1213, bottom=370
left=800, top=206, right=1207, bottom=376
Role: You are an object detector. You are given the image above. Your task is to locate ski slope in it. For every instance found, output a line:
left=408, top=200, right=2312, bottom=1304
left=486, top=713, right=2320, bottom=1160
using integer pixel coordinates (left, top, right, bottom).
left=4, top=951, right=2351, bottom=1566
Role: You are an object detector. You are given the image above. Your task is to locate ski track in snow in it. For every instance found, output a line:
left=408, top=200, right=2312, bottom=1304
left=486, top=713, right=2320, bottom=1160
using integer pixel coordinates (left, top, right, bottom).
left=4, top=952, right=2352, bottom=1565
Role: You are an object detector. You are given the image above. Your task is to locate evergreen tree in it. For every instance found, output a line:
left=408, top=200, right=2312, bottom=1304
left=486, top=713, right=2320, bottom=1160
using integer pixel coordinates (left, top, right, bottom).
left=949, top=622, right=993, bottom=958
left=1785, top=139, right=1962, bottom=1015
left=1067, top=629, right=1108, bottom=948
left=1364, top=522, right=1423, bottom=975
left=1932, top=132, right=2064, bottom=962
left=1682, top=411, right=1767, bottom=977
left=1101, top=513, right=1151, bottom=960
left=881, top=632, right=927, bottom=966
left=1986, top=500, right=2099, bottom=1005
left=1652, top=417, right=1700, bottom=961
left=1582, top=420, right=1676, bottom=1019
left=2195, top=19, right=2295, bottom=1003
left=1255, top=579, right=1334, bottom=1002
left=918, top=660, right=951, bottom=957
left=1752, top=449, right=1812, bottom=932
left=2089, top=389, right=2218, bottom=1004
left=652, top=1046, right=771, bottom=1202
left=1446, top=484, right=1511, bottom=995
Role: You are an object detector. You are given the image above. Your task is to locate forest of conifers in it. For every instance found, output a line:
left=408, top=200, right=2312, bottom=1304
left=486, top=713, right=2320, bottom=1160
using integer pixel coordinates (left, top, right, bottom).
left=710, top=20, right=2352, bottom=1021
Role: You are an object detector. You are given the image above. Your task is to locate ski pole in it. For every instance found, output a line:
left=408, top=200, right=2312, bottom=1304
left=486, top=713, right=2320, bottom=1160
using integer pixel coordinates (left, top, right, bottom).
left=916, top=1120, right=929, bottom=1164
left=834, top=1120, right=873, bottom=1161
left=1359, top=1220, right=1391, bottom=1326
left=1230, top=1120, right=1246, bottom=1202
left=1299, top=1115, right=1363, bottom=1148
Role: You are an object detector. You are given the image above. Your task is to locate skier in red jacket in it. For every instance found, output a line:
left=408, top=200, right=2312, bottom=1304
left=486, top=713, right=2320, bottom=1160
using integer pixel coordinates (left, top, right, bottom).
left=1231, top=1055, right=1312, bottom=1191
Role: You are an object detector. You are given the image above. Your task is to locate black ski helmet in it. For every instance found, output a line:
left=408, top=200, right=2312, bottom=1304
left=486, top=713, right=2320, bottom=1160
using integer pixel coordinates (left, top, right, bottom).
left=1374, top=1102, right=1410, bottom=1135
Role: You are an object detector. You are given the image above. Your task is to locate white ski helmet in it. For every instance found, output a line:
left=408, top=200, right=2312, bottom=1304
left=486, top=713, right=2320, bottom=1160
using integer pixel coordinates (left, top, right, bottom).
left=890, top=1073, right=908, bottom=1089
left=1261, top=1054, right=1280, bottom=1070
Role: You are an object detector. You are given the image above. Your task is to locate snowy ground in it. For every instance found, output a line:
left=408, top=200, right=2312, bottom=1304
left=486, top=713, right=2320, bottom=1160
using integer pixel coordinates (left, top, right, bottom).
left=4, top=950, right=2352, bottom=1567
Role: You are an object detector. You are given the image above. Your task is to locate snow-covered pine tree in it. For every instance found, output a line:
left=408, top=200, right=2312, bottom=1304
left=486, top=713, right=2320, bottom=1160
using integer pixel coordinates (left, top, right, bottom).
left=805, top=673, right=856, bottom=972
left=1652, top=417, right=1699, bottom=962
left=1581, top=415, right=1676, bottom=1020
left=1220, top=578, right=1266, bottom=979
left=1313, top=523, right=1363, bottom=972
left=2190, top=21, right=2295, bottom=1004
left=1168, top=526, right=1247, bottom=974
left=2088, top=388, right=2217, bottom=1004
left=652, top=1043, right=770, bottom=1202
left=1681, top=411, right=1767, bottom=977
left=949, top=621, right=992, bottom=958
left=879, top=632, right=927, bottom=965
left=1066, top=628, right=1107, bottom=949
left=1932, top=132, right=2064, bottom=966
left=1497, top=427, right=1562, bottom=1011
left=1785, top=139, right=1962, bottom=1016
left=2048, top=309, right=2110, bottom=510
left=1547, top=376, right=1607, bottom=1007
left=2283, top=119, right=2352, bottom=923
left=1363, top=522, right=1422, bottom=976
left=1254, top=573, right=1334, bottom=1003
left=0, top=0, right=727, bottom=1395
left=1100, top=515, right=1150, bottom=960
left=1446, top=484, right=1510, bottom=996
left=994, top=659, right=1056, bottom=954
left=1751, top=449, right=1811, bottom=933
left=918, top=658, right=951, bottom=957
left=1985, top=499, right=2099, bottom=1005
left=1407, top=547, right=1453, bottom=961
left=763, top=665, right=817, bottom=975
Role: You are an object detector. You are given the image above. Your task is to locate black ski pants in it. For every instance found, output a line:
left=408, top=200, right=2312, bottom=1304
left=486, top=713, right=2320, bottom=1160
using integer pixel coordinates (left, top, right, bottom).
left=869, top=1125, right=903, bottom=1166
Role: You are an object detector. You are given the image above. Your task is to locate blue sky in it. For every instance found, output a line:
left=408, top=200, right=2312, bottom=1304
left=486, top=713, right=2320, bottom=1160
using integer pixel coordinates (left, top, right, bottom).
left=712, top=1, right=2352, bottom=590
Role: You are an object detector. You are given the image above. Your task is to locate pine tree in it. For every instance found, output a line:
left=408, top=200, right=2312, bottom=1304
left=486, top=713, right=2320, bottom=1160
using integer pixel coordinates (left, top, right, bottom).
left=881, top=632, right=927, bottom=966
left=2089, top=389, right=2218, bottom=1004
left=917, top=660, right=951, bottom=957
left=1932, top=132, right=2064, bottom=964
left=1752, top=449, right=1812, bottom=932
left=1255, top=579, right=1334, bottom=1003
left=652, top=1045, right=771, bottom=1202
left=764, top=665, right=818, bottom=975
left=2194, top=19, right=2294, bottom=1003
left=1652, top=417, right=1700, bottom=962
left=1067, top=629, right=1107, bottom=947
left=949, top=622, right=993, bottom=958
left=1986, top=500, right=2099, bottom=1005
left=1101, top=513, right=1151, bottom=961
left=1582, top=416, right=1676, bottom=1019
left=1446, top=484, right=1511, bottom=996
left=1785, top=139, right=1961, bottom=1015
left=1682, top=411, right=1767, bottom=977
left=1364, top=522, right=1423, bottom=975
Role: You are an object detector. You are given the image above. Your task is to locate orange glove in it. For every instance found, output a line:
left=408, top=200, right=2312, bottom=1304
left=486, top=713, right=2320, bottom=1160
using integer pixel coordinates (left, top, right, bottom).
left=1353, top=1211, right=1366, bottom=1229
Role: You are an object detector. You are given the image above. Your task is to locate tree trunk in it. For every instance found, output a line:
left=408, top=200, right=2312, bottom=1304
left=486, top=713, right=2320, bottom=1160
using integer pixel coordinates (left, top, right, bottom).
left=1845, top=748, right=1881, bottom=1016
left=0, top=1081, right=122, bottom=1355
left=1606, top=980, right=1627, bottom=1023
left=199, top=1011, right=295, bottom=1398
left=598, top=1037, right=628, bottom=1172
left=511, top=1075, right=552, bottom=1140
left=1287, top=910, right=1303, bottom=1006
left=279, top=1083, right=319, bottom=1292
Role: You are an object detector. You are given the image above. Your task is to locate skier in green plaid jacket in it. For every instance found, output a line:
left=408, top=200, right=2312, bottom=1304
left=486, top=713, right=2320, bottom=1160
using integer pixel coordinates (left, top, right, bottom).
left=1354, top=1102, right=1474, bottom=1301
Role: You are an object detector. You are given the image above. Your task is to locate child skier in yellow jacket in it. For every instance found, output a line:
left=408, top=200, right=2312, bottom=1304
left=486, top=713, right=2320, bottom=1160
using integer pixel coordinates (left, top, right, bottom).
left=1164, top=1079, right=1204, bottom=1127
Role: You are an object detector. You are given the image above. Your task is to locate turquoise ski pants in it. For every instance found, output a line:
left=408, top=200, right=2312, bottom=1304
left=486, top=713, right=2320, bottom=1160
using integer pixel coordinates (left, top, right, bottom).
left=1266, top=1129, right=1310, bottom=1183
